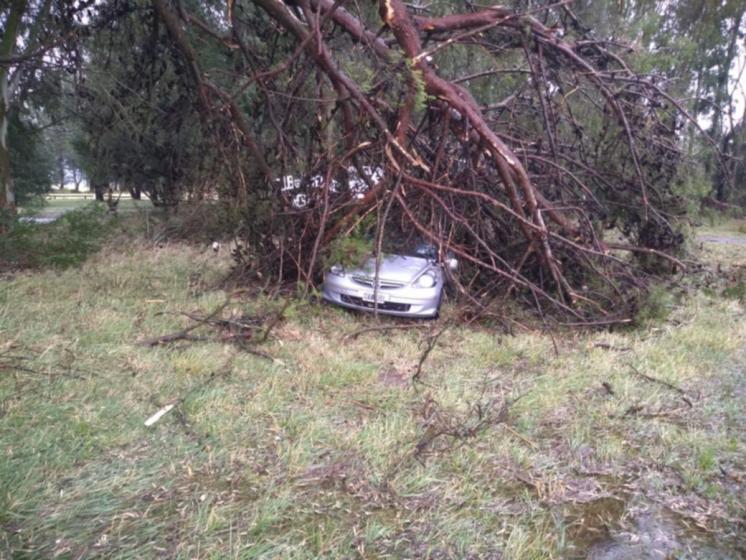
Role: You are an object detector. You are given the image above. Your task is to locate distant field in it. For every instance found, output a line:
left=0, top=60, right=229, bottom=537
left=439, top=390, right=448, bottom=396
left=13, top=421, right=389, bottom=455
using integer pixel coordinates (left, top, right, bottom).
left=0, top=219, right=744, bottom=558
left=21, top=192, right=151, bottom=218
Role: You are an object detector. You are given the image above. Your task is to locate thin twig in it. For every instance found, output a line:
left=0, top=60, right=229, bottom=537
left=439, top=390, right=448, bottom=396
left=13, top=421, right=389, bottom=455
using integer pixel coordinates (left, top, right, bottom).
left=342, top=322, right=430, bottom=341
left=627, top=365, right=691, bottom=397
left=139, top=299, right=231, bottom=347
left=413, top=323, right=451, bottom=382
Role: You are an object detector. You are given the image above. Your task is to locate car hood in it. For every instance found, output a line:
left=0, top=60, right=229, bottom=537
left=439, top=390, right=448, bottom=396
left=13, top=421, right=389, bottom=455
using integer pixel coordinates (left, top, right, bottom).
left=353, top=255, right=433, bottom=284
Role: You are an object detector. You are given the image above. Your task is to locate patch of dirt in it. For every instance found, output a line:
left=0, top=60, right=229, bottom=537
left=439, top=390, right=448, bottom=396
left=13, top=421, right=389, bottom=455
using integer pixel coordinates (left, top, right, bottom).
left=372, top=520, right=503, bottom=560
left=296, top=455, right=389, bottom=508
left=377, top=367, right=410, bottom=387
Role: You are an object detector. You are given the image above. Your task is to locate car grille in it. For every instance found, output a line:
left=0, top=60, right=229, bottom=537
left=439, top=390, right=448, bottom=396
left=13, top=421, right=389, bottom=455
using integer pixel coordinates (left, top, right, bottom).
left=350, top=275, right=405, bottom=289
left=340, top=295, right=411, bottom=312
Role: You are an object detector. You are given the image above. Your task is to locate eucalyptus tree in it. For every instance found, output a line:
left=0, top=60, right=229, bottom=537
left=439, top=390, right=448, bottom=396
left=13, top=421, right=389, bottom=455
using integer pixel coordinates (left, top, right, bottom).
left=0, top=0, right=26, bottom=219
left=629, top=0, right=745, bottom=202
left=0, top=0, right=94, bottom=223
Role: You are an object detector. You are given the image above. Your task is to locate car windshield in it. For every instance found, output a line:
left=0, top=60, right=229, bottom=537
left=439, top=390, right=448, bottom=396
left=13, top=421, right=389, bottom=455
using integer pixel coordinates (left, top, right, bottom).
left=381, top=241, right=437, bottom=260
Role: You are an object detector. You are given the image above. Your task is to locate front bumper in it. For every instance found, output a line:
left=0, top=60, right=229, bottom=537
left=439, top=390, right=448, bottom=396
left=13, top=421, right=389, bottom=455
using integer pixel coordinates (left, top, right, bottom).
left=322, top=273, right=441, bottom=317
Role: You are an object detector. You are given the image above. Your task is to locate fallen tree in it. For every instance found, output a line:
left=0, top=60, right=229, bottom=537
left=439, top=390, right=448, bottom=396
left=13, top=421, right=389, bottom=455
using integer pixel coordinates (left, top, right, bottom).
left=148, top=0, right=707, bottom=323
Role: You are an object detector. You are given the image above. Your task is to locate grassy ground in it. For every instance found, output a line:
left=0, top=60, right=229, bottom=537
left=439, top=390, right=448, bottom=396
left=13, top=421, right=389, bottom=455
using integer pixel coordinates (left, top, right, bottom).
left=20, top=192, right=147, bottom=218
left=0, top=222, right=745, bottom=559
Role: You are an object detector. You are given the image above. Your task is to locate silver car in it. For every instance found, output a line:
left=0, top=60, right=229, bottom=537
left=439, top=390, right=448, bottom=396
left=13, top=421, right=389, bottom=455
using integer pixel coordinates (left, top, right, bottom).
left=322, top=244, right=456, bottom=317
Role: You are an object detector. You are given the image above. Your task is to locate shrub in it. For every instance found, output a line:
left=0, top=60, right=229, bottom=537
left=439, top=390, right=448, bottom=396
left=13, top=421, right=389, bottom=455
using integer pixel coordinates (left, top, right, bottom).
left=0, top=204, right=111, bottom=270
left=634, top=284, right=674, bottom=325
left=324, top=234, right=373, bottom=270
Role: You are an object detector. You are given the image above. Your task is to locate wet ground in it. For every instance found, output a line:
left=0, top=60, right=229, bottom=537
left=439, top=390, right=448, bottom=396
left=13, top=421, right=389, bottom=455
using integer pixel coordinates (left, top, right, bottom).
left=567, top=485, right=745, bottom=559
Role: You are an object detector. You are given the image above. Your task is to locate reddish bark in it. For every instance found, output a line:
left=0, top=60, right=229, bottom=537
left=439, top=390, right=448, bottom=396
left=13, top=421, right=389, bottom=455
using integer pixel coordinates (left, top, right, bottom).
left=163, top=0, right=693, bottom=320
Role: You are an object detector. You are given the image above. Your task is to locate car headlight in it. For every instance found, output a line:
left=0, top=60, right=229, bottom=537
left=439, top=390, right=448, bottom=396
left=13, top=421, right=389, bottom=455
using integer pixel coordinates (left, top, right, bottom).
left=417, top=272, right=436, bottom=288
left=329, top=264, right=345, bottom=277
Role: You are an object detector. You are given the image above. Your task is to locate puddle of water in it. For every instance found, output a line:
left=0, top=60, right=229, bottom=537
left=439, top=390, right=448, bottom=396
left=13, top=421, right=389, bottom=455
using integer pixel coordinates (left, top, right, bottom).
left=561, top=493, right=741, bottom=560
left=564, top=496, right=627, bottom=556
left=586, top=510, right=680, bottom=560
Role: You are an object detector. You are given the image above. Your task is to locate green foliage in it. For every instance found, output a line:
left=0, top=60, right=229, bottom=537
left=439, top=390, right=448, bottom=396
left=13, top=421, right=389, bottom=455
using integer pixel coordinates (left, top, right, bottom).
left=8, top=111, right=54, bottom=205
left=154, top=203, right=245, bottom=243
left=324, top=234, right=373, bottom=269
left=722, top=282, right=746, bottom=302
left=408, top=60, right=429, bottom=114
left=722, top=272, right=746, bottom=302
left=634, top=285, right=674, bottom=325
left=696, top=447, right=717, bottom=473
left=0, top=204, right=111, bottom=269
left=674, top=162, right=713, bottom=216
left=74, top=2, right=219, bottom=206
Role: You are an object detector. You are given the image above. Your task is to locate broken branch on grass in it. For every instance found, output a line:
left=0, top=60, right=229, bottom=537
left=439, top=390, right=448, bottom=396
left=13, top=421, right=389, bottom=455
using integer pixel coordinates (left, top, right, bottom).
left=0, top=358, right=38, bottom=376
left=138, top=332, right=211, bottom=347
left=138, top=298, right=276, bottom=358
left=593, top=343, right=631, bottom=352
left=144, top=404, right=176, bottom=426
left=627, top=364, right=692, bottom=402
left=139, top=299, right=230, bottom=347
left=145, top=356, right=236, bottom=431
left=412, top=323, right=451, bottom=383
left=381, top=395, right=508, bottom=488
left=170, top=310, right=265, bottom=332
left=502, top=424, right=539, bottom=450
left=258, top=299, right=291, bottom=343
left=614, top=402, right=692, bottom=420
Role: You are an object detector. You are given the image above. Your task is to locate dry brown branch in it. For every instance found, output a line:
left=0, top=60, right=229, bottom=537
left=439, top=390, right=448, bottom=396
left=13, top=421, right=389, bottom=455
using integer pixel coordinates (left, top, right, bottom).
left=412, top=323, right=450, bottom=382
left=627, top=365, right=692, bottom=401
left=154, top=0, right=703, bottom=323
left=138, top=299, right=275, bottom=359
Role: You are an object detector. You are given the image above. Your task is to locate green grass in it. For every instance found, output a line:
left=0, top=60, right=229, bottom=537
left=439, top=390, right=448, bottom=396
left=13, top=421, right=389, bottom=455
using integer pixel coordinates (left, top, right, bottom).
left=20, top=192, right=149, bottom=218
left=1, top=204, right=117, bottom=269
left=0, top=226, right=745, bottom=558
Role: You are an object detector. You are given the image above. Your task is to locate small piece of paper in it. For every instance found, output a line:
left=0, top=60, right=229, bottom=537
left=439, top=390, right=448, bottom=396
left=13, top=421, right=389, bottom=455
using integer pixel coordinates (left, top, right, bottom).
left=144, top=404, right=175, bottom=427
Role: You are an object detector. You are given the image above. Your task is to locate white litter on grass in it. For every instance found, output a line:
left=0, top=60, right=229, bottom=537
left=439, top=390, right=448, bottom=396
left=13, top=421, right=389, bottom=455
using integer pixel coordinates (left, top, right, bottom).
left=19, top=215, right=59, bottom=224
left=144, top=404, right=175, bottom=427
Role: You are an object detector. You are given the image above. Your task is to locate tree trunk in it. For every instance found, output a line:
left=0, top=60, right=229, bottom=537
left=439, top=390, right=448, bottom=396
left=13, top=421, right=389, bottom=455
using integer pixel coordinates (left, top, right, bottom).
left=0, top=0, right=26, bottom=226
left=58, top=156, right=65, bottom=191
left=93, top=182, right=106, bottom=202
left=0, top=108, right=14, bottom=219
left=712, top=4, right=744, bottom=202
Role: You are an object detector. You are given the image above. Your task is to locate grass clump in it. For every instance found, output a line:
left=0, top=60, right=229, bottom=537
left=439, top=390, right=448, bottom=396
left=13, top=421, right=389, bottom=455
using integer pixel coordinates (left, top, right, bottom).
left=722, top=279, right=746, bottom=302
left=0, top=204, right=113, bottom=270
left=633, top=284, right=675, bottom=325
